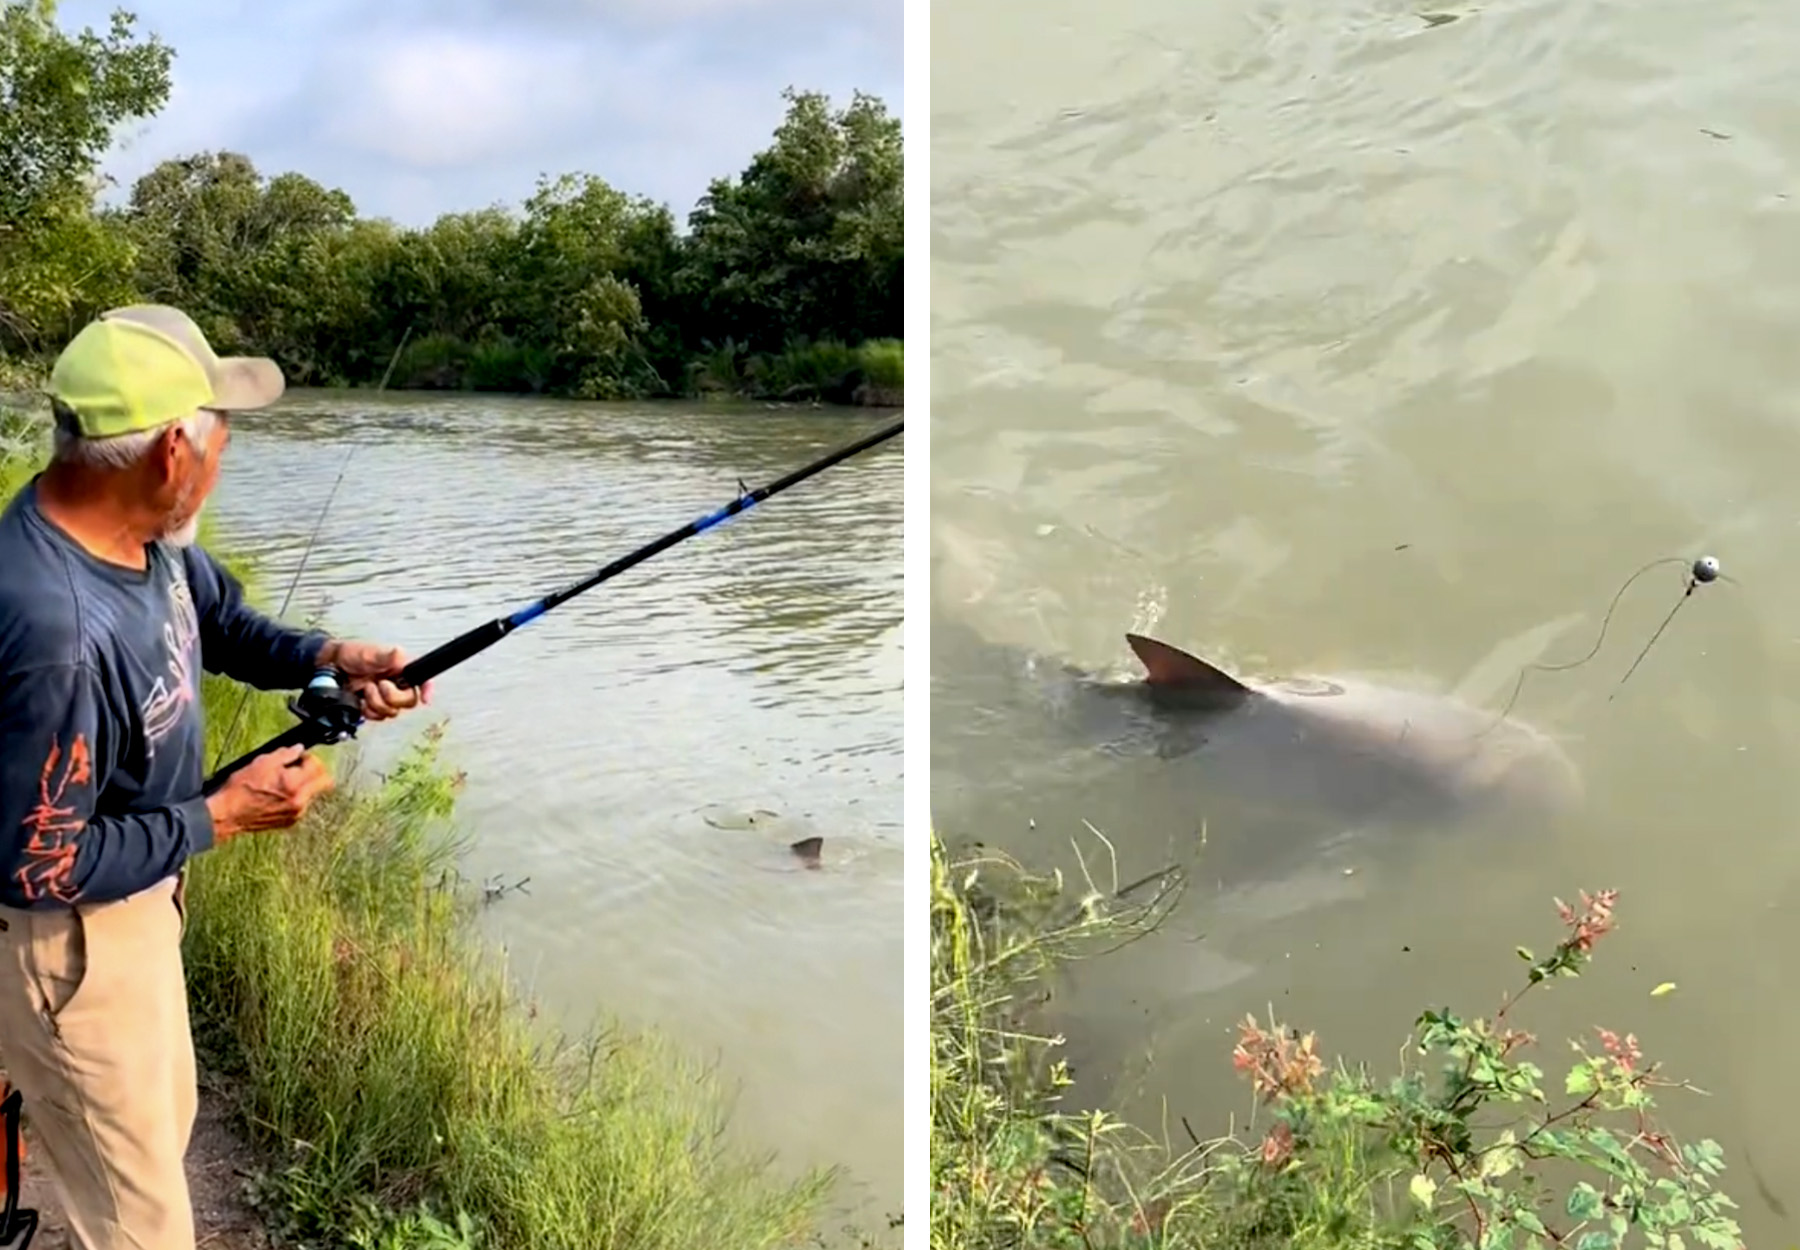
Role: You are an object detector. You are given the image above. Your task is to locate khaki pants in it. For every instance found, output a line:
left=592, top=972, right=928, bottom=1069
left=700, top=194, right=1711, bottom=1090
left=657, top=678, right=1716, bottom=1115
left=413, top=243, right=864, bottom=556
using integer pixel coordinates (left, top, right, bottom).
left=0, top=876, right=195, bottom=1250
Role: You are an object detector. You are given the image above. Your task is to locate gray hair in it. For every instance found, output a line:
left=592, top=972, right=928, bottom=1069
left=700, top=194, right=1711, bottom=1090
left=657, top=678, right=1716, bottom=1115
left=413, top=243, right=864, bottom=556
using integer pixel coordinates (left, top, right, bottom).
left=50, top=405, right=219, bottom=472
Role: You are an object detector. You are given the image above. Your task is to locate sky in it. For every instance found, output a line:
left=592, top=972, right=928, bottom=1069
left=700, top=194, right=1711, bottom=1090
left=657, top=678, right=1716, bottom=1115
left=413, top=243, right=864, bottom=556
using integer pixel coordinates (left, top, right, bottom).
left=56, top=0, right=903, bottom=228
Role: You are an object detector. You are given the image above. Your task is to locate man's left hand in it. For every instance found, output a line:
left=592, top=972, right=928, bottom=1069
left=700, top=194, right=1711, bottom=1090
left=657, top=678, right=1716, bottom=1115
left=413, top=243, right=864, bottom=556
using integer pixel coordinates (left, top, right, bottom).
left=319, top=640, right=434, bottom=721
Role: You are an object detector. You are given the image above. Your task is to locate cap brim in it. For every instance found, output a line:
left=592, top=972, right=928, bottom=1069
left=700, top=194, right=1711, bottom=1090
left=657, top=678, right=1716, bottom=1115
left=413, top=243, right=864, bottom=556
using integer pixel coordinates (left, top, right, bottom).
left=209, top=356, right=286, bottom=411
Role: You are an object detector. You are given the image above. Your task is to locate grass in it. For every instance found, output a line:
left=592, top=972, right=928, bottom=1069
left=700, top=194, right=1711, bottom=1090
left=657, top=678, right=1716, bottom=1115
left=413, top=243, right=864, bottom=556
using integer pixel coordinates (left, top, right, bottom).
left=690, top=337, right=904, bottom=404
left=0, top=406, right=834, bottom=1249
left=387, top=333, right=558, bottom=395
left=930, top=830, right=1745, bottom=1250
left=857, top=340, right=903, bottom=390
left=930, top=830, right=1235, bottom=1249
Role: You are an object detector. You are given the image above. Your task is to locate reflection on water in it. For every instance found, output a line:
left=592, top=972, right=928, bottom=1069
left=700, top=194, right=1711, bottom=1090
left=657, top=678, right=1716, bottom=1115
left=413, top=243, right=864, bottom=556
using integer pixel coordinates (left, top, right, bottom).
left=934, top=0, right=1800, bottom=1238
left=210, top=392, right=903, bottom=1229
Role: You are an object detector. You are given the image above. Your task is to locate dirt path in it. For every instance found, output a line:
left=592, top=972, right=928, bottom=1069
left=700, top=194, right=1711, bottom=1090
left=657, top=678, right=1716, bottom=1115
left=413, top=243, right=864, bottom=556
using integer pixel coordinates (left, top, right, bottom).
left=11, top=1073, right=271, bottom=1250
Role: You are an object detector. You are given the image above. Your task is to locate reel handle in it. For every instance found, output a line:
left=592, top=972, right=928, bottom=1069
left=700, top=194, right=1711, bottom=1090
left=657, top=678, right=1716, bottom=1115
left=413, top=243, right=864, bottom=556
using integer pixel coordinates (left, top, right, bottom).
left=200, top=669, right=366, bottom=797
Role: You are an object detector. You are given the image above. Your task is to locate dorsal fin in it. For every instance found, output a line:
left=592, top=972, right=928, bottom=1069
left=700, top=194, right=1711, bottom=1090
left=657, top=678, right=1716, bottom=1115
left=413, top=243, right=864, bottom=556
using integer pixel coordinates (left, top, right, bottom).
left=1125, top=633, right=1256, bottom=704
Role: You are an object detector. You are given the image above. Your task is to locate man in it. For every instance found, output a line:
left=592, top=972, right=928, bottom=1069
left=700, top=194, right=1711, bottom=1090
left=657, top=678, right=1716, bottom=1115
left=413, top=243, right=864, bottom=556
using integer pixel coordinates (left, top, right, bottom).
left=0, top=304, right=431, bottom=1250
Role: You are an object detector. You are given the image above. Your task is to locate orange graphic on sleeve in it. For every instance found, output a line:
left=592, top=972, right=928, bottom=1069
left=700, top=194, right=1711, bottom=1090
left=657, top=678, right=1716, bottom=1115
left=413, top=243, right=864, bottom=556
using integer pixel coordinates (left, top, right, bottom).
left=16, top=735, right=90, bottom=904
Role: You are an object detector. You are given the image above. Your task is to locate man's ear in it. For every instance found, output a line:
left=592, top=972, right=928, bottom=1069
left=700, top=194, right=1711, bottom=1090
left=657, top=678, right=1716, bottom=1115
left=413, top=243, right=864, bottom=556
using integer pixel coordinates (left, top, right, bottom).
left=150, top=422, right=191, bottom=486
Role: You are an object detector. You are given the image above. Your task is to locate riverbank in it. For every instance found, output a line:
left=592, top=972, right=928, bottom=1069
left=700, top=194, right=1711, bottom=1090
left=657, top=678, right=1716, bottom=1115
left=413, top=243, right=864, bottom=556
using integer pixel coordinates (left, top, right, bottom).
left=0, top=413, right=837, bottom=1250
left=0, top=335, right=903, bottom=410
left=930, top=832, right=1746, bottom=1249
left=387, top=334, right=903, bottom=408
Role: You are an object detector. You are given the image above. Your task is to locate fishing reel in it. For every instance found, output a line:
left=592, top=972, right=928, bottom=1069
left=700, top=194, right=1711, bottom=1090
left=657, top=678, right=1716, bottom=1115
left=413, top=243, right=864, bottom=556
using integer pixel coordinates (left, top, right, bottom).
left=287, top=668, right=367, bottom=745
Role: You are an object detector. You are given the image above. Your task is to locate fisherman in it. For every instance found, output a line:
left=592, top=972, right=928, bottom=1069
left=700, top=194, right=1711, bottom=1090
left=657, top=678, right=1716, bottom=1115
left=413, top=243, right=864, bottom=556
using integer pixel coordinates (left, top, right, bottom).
left=0, top=304, right=431, bottom=1250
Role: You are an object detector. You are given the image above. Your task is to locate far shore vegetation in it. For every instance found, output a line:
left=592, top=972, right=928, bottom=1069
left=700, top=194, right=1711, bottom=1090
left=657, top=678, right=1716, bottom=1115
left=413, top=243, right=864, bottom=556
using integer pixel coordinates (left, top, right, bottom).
left=931, top=830, right=1746, bottom=1250
left=0, top=400, right=861, bottom=1248
left=0, top=0, right=903, bottom=409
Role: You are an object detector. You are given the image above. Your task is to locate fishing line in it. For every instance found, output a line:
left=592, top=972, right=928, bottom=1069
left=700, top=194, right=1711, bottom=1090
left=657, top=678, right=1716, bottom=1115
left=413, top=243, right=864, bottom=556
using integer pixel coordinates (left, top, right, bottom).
left=210, top=326, right=414, bottom=770
left=1608, top=555, right=1725, bottom=700
left=1475, top=554, right=1728, bottom=735
left=202, top=416, right=904, bottom=795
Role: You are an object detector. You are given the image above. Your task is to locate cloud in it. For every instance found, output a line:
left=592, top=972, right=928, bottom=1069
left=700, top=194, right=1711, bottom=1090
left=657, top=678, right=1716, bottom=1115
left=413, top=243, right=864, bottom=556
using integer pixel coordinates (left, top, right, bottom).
left=429, top=0, right=897, bottom=36
left=55, top=0, right=901, bottom=226
left=307, top=30, right=601, bottom=170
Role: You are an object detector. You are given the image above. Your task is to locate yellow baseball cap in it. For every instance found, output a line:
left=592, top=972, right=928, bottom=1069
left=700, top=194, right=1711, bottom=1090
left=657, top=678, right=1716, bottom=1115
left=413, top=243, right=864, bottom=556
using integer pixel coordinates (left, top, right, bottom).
left=47, top=304, right=286, bottom=439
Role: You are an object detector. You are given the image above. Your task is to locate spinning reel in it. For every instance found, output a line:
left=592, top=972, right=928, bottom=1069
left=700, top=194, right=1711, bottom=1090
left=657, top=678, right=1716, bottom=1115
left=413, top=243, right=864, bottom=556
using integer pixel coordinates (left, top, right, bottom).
left=286, top=668, right=368, bottom=746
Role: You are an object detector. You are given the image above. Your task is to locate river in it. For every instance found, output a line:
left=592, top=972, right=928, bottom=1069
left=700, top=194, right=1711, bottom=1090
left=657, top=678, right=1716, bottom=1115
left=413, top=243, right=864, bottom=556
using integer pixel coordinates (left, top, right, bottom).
left=205, top=392, right=903, bottom=1231
left=932, top=0, right=1800, bottom=1239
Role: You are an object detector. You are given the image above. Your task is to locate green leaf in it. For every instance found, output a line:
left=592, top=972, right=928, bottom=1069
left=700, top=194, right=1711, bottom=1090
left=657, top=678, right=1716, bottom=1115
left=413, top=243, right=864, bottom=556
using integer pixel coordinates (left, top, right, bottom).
left=1565, top=1064, right=1597, bottom=1096
left=1583, top=1127, right=1639, bottom=1175
left=1567, top=1182, right=1605, bottom=1221
left=1693, top=1216, right=1744, bottom=1249
left=1685, top=1138, right=1727, bottom=1177
left=1408, top=1173, right=1437, bottom=1208
left=1480, top=1130, right=1524, bottom=1180
left=1574, top=1233, right=1618, bottom=1250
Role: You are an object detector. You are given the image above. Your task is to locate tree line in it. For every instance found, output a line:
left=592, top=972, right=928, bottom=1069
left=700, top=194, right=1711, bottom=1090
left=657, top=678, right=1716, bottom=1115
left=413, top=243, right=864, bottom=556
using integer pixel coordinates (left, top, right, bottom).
left=0, top=1, right=903, bottom=405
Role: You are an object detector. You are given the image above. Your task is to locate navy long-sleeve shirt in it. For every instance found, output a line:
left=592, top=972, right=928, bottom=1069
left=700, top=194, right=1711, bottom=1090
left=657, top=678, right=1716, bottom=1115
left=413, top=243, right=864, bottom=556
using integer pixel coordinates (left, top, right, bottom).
left=0, top=478, right=329, bottom=908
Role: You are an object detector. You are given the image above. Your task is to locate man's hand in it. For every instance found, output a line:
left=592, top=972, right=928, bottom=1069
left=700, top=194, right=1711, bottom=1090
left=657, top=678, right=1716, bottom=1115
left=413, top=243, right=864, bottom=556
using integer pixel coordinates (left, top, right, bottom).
left=318, top=639, right=434, bottom=721
left=205, top=745, right=335, bottom=841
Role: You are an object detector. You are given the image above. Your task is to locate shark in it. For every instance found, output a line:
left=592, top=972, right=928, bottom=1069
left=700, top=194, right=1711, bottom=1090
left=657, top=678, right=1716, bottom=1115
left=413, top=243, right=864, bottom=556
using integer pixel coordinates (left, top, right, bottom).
left=932, top=617, right=1584, bottom=846
left=1107, top=631, right=1584, bottom=825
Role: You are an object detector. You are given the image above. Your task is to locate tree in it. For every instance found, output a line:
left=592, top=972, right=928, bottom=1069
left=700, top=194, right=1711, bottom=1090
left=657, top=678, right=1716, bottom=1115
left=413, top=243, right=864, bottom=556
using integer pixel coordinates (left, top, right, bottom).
left=680, top=87, right=903, bottom=356
left=0, top=0, right=172, bottom=350
left=0, top=0, right=171, bottom=223
left=0, top=33, right=904, bottom=404
left=506, top=173, right=654, bottom=397
left=127, top=154, right=354, bottom=305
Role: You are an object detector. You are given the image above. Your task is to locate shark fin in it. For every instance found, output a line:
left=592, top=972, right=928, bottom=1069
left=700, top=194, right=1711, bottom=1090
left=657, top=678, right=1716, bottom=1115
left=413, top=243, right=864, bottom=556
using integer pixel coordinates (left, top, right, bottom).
left=1125, top=633, right=1256, bottom=705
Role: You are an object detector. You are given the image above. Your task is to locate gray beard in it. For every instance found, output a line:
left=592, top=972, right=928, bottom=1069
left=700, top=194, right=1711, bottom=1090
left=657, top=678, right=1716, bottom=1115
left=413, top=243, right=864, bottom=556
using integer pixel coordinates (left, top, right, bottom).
left=162, top=484, right=203, bottom=548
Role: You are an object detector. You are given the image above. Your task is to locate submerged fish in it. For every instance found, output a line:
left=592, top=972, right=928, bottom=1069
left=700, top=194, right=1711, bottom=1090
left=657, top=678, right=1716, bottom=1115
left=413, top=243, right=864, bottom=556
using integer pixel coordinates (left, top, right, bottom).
left=1110, top=632, right=1584, bottom=825
left=934, top=617, right=1582, bottom=841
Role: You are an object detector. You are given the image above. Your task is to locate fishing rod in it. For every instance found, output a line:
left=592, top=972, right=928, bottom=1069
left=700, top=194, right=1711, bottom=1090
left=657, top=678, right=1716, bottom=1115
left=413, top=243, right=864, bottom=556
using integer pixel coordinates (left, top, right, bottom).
left=201, top=416, right=904, bottom=797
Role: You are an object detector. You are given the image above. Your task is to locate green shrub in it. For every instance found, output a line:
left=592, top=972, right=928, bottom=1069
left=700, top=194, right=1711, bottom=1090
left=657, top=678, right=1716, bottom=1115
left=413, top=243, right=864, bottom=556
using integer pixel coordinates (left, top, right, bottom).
left=391, top=333, right=474, bottom=391
left=750, top=339, right=863, bottom=398
left=930, top=832, right=1743, bottom=1250
left=857, top=340, right=903, bottom=389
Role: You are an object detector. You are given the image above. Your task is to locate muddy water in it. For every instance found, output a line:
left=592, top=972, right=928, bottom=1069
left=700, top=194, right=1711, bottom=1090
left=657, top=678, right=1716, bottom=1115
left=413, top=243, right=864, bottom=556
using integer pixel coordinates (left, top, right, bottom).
left=207, top=392, right=903, bottom=1228
left=932, top=0, right=1800, bottom=1237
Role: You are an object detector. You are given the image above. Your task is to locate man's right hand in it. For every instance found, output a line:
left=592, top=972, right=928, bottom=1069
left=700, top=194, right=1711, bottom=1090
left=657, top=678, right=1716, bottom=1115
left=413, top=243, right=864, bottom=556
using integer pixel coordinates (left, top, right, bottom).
left=204, top=744, right=335, bottom=841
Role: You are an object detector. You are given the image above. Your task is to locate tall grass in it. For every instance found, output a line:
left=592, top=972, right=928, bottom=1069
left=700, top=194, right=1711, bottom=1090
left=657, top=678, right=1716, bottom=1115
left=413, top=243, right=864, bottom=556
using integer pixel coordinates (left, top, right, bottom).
left=387, top=333, right=557, bottom=395
left=857, top=340, right=903, bottom=390
left=185, top=726, right=828, bottom=1249
left=931, top=831, right=1239, bottom=1249
left=0, top=407, right=833, bottom=1249
left=689, top=338, right=903, bottom=404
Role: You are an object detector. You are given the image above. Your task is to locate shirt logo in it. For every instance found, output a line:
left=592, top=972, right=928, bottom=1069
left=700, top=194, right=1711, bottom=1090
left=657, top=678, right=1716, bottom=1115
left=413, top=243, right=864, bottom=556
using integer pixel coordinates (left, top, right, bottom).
left=140, top=559, right=200, bottom=758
